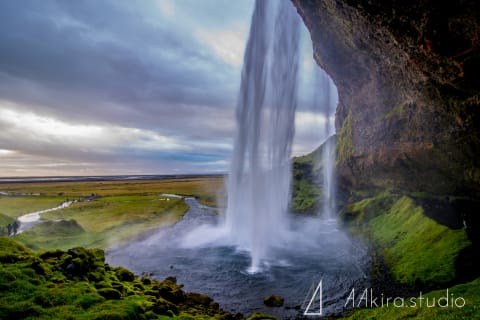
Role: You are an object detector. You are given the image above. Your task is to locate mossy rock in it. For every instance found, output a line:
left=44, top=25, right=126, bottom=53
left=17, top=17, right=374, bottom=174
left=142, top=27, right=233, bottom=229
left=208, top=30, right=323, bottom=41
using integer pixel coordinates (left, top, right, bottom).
left=146, top=297, right=178, bottom=316
left=94, top=281, right=112, bottom=289
left=0, top=237, right=236, bottom=319
left=30, top=259, right=51, bottom=276
left=156, top=278, right=187, bottom=304
left=263, top=295, right=284, bottom=307
left=247, top=312, right=277, bottom=320
left=97, top=288, right=122, bottom=300
left=114, top=266, right=135, bottom=282
left=186, top=292, right=213, bottom=306
left=144, top=289, right=160, bottom=298
left=141, top=275, right=152, bottom=285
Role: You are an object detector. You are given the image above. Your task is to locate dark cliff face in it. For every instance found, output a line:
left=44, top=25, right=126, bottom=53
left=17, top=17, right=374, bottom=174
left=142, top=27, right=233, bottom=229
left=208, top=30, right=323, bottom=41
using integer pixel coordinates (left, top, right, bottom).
left=292, top=0, right=480, bottom=197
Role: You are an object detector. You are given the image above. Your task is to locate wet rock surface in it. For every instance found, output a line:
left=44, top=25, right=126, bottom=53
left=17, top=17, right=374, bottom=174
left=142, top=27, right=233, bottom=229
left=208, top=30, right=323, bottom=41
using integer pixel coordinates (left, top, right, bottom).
left=292, top=0, right=480, bottom=198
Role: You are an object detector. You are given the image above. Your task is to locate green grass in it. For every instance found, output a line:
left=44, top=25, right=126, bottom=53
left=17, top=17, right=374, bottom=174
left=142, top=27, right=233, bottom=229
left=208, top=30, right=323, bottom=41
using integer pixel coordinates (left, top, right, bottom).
left=15, top=195, right=188, bottom=250
left=342, top=277, right=480, bottom=319
left=290, top=138, right=334, bottom=213
left=0, top=195, right=67, bottom=218
left=343, top=194, right=471, bottom=287
left=341, top=192, right=393, bottom=222
left=369, top=197, right=471, bottom=287
left=336, top=108, right=354, bottom=165
left=290, top=179, right=321, bottom=213
left=0, top=178, right=223, bottom=250
left=0, top=177, right=224, bottom=207
left=340, top=194, right=478, bottom=319
left=0, top=236, right=236, bottom=319
left=0, top=213, right=14, bottom=233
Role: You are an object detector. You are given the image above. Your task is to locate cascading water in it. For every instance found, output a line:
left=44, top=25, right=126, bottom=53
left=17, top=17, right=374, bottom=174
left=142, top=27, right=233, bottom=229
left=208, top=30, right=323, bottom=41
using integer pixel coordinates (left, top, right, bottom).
left=225, top=0, right=300, bottom=272
left=106, top=2, right=371, bottom=317
left=315, top=70, right=338, bottom=219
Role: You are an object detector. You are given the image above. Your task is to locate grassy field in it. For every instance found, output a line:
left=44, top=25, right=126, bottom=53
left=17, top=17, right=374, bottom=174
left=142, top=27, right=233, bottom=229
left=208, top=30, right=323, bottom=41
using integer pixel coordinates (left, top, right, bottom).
left=0, top=177, right=225, bottom=206
left=0, top=177, right=225, bottom=250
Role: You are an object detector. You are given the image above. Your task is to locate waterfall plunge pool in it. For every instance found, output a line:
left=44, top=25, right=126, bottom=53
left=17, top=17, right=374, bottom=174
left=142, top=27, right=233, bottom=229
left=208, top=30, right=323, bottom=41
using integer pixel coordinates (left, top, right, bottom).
left=107, top=197, right=370, bottom=318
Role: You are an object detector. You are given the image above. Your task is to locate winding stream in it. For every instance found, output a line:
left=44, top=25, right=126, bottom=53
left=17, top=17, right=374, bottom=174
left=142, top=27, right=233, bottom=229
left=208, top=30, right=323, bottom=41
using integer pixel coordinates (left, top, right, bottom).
left=16, top=200, right=75, bottom=234
left=107, top=197, right=370, bottom=318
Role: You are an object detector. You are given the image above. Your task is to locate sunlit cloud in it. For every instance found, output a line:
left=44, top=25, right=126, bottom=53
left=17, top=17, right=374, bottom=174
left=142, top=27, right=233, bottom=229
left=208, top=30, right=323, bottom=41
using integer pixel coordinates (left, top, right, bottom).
left=0, top=149, right=15, bottom=156
left=196, top=27, right=247, bottom=67
left=0, top=104, right=188, bottom=152
left=0, top=0, right=335, bottom=177
left=155, top=0, right=175, bottom=17
left=292, top=111, right=333, bottom=156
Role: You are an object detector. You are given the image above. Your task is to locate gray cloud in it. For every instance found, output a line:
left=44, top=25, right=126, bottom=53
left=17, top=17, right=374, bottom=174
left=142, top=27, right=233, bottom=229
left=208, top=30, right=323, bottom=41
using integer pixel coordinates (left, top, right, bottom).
left=0, top=0, right=332, bottom=177
left=0, top=0, right=240, bottom=125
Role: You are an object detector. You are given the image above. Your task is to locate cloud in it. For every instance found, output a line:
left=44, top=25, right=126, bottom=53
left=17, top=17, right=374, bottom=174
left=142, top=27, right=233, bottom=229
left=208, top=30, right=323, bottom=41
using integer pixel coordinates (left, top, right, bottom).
left=0, top=0, right=239, bottom=121
left=0, top=0, right=336, bottom=176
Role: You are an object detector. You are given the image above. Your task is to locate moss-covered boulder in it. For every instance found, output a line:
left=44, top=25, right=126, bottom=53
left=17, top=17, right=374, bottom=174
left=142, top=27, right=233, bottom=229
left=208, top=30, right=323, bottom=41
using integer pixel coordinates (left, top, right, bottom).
left=263, top=295, right=284, bottom=307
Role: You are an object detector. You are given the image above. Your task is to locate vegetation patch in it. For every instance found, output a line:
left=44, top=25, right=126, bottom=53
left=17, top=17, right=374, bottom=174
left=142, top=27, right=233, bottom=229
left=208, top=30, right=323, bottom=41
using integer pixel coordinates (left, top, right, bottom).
left=0, top=177, right=224, bottom=207
left=13, top=195, right=188, bottom=251
left=290, top=139, right=330, bottom=213
left=343, top=194, right=471, bottom=288
left=0, top=178, right=223, bottom=251
left=369, top=197, right=470, bottom=287
left=0, top=195, right=68, bottom=219
left=336, top=109, right=354, bottom=165
left=0, top=236, right=238, bottom=319
left=384, top=101, right=407, bottom=119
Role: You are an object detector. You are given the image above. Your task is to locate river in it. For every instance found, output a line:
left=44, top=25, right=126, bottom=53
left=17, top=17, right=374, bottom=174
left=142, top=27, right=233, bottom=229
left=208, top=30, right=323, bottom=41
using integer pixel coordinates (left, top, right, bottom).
left=16, top=200, right=75, bottom=234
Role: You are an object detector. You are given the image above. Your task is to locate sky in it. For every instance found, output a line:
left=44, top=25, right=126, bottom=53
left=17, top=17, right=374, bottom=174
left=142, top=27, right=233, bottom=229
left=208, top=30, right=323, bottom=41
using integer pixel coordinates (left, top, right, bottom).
left=0, top=0, right=334, bottom=177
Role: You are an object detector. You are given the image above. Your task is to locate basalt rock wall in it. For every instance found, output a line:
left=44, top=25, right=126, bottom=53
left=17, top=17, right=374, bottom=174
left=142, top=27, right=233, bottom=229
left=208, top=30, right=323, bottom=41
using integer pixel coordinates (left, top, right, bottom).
left=292, top=0, right=480, bottom=198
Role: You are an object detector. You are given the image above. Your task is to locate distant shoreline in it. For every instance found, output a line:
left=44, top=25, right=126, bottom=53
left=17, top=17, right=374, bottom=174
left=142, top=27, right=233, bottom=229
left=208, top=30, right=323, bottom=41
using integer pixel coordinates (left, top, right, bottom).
left=0, top=173, right=225, bottom=184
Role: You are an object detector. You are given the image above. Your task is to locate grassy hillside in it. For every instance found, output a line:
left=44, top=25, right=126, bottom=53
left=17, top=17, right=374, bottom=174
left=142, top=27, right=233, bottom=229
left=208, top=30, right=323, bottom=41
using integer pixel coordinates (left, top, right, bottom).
left=291, top=141, right=480, bottom=318
left=337, top=193, right=479, bottom=318
left=343, top=194, right=471, bottom=287
left=290, top=140, right=324, bottom=213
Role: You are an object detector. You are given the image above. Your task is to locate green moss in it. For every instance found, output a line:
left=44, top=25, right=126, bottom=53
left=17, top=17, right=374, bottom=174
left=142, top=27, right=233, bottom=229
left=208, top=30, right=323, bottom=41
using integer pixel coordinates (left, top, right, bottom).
left=247, top=312, right=278, bottom=320
left=291, top=152, right=321, bottom=213
left=369, top=197, right=471, bottom=286
left=290, top=137, right=338, bottom=213
left=290, top=178, right=321, bottom=213
left=384, top=101, right=407, bottom=119
left=340, top=191, right=395, bottom=224
left=336, top=109, right=354, bottom=165
left=0, top=236, right=236, bottom=319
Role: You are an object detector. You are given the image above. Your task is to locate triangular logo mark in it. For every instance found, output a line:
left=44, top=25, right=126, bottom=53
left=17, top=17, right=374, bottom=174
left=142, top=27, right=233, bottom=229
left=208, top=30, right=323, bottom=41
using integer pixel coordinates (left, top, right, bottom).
left=302, top=280, right=323, bottom=316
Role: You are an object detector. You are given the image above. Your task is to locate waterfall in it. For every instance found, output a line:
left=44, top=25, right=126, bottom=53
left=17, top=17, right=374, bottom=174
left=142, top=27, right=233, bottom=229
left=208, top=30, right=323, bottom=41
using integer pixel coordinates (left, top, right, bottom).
left=315, top=71, right=337, bottom=219
left=225, top=0, right=301, bottom=272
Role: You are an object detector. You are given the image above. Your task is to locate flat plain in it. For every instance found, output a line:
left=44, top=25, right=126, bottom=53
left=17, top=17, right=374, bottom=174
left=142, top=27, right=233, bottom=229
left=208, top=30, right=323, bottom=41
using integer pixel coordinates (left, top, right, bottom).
left=0, top=176, right=225, bottom=250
